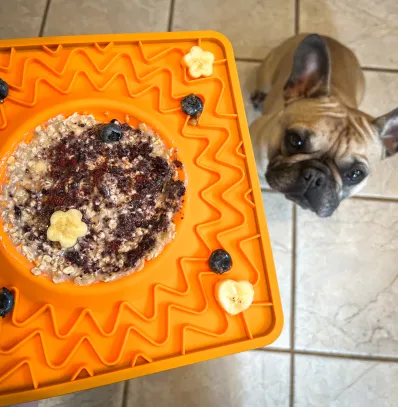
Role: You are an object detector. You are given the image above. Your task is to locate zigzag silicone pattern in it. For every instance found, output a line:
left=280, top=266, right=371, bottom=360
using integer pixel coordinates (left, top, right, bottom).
left=0, top=38, right=275, bottom=395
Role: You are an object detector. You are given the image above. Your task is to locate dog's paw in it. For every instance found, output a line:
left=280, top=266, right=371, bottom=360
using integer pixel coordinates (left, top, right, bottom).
left=250, top=90, right=267, bottom=110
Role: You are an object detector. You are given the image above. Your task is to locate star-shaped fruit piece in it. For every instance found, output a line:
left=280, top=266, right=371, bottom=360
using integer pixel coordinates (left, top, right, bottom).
left=182, top=46, right=214, bottom=79
left=47, top=209, right=88, bottom=249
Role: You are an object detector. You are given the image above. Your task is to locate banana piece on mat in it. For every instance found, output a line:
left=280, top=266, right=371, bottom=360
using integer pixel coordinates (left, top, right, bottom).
left=182, top=46, right=214, bottom=78
left=215, top=279, right=254, bottom=315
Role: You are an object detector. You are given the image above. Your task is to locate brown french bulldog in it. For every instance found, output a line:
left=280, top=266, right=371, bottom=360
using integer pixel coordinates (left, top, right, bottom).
left=250, top=33, right=398, bottom=217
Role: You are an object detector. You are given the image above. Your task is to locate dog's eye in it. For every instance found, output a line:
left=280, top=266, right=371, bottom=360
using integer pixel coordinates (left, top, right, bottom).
left=345, top=168, right=365, bottom=184
left=286, top=130, right=303, bottom=149
left=288, top=132, right=303, bottom=148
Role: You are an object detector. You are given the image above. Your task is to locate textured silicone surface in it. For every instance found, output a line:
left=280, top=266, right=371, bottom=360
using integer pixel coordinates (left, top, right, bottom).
left=0, top=32, right=282, bottom=406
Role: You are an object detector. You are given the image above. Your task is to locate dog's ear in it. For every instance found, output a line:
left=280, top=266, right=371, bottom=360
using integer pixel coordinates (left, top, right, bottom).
left=284, top=34, right=331, bottom=102
left=373, top=108, right=398, bottom=157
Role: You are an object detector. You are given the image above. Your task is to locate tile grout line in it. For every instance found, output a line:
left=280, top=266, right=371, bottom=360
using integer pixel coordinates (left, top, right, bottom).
left=256, top=347, right=398, bottom=364
left=289, top=204, right=297, bottom=407
left=262, top=188, right=398, bottom=203
left=167, top=0, right=176, bottom=32
left=295, top=350, right=398, bottom=363
left=121, top=380, right=129, bottom=407
left=351, top=195, right=398, bottom=204
left=362, top=66, right=398, bottom=74
left=235, top=57, right=263, bottom=63
left=261, top=187, right=277, bottom=193
left=294, top=0, right=300, bottom=35
left=38, top=0, right=52, bottom=37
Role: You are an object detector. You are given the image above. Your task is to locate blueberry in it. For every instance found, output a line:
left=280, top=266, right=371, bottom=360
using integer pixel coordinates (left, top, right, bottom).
left=99, top=184, right=110, bottom=198
left=0, top=287, right=14, bottom=318
left=209, top=249, right=232, bottom=274
left=100, top=123, right=123, bottom=143
left=181, top=94, right=204, bottom=117
left=14, top=205, right=22, bottom=219
left=64, top=250, right=83, bottom=266
left=0, top=78, right=8, bottom=103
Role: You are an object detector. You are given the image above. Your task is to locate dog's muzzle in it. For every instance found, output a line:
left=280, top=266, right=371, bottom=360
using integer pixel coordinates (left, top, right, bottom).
left=266, top=159, right=340, bottom=217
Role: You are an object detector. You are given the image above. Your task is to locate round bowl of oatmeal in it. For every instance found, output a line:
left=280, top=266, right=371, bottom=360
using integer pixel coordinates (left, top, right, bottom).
left=0, top=111, right=186, bottom=287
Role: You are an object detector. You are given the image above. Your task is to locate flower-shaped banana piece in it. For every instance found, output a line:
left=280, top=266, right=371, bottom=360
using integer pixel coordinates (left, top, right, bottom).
left=47, top=209, right=88, bottom=249
left=182, top=46, right=214, bottom=79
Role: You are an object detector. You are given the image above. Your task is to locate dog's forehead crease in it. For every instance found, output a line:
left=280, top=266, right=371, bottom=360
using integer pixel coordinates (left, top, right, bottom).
left=284, top=98, right=345, bottom=130
left=329, top=118, right=383, bottom=167
left=285, top=102, right=382, bottom=167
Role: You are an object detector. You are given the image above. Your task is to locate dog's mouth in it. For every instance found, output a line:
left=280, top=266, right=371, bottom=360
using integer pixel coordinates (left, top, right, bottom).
left=284, top=193, right=337, bottom=217
left=285, top=193, right=310, bottom=209
left=265, top=160, right=340, bottom=217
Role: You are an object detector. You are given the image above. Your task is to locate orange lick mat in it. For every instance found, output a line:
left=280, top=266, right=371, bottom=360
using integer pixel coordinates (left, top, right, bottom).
left=0, top=32, right=282, bottom=405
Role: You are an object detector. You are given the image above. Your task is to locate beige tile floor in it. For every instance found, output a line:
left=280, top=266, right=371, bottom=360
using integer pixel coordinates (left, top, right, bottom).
left=1, top=0, right=398, bottom=406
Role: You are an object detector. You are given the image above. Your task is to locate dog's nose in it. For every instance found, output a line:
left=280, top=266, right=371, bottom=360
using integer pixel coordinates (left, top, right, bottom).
left=301, top=167, right=327, bottom=189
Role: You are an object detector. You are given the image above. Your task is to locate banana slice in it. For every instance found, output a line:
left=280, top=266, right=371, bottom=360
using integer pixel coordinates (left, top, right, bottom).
left=215, top=279, right=254, bottom=315
left=182, top=46, right=215, bottom=79
left=47, top=209, right=88, bottom=248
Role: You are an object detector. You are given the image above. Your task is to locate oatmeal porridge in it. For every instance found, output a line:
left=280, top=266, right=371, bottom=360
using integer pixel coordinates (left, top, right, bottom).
left=0, top=113, right=186, bottom=285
